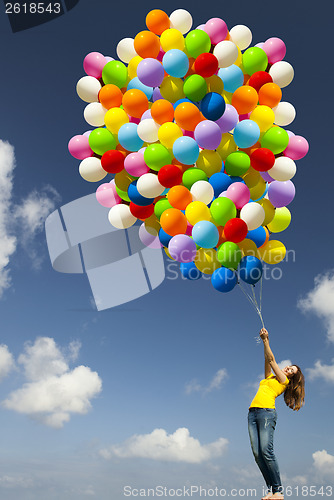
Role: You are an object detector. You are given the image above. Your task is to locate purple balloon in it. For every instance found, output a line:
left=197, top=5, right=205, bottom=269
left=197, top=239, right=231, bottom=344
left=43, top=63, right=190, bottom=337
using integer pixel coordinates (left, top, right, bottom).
left=268, top=180, right=295, bottom=207
left=152, top=87, right=163, bottom=102
left=168, top=235, right=197, bottom=263
left=260, top=171, right=275, bottom=182
left=194, top=120, right=222, bottom=150
left=141, top=109, right=152, bottom=120
left=216, top=104, right=239, bottom=133
left=137, top=58, right=165, bottom=87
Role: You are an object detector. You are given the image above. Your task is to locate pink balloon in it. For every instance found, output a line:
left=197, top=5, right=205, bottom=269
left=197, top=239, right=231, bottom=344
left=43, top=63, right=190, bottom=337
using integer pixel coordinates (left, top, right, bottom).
left=124, top=152, right=149, bottom=177
left=185, top=221, right=193, bottom=236
left=83, top=52, right=107, bottom=79
left=96, top=181, right=121, bottom=208
left=226, top=182, right=250, bottom=209
left=283, top=135, right=309, bottom=160
left=139, top=223, right=162, bottom=249
left=68, top=135, right=93, bottom=160
left=204, top=18, right=228, bottom=44
left=262, top=37, right=286, bottom=64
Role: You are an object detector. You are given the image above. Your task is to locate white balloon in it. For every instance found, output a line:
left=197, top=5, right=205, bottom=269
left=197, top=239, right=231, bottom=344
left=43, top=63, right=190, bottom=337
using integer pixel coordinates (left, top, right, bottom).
left=137, top=173, right=165, bottom=198
left=190, top=180, right=214, bottom=205
left=169, top=9, right=193, bottom=34
left=213, top=41, right=238, bottom=68
left=268, top=157, right=296, bottom=181
left=229, top=25, right=252, bottom=50
left=79, top=157, right=107, bottom=182
left=137, top=119, right=160, bottom=143
left=76, top=76, right=101, bottom=103
left=240, top=202, right=265, bottom=230
left=273, top=102, right=296, bottom=126
left=116, top=38, right=137, bottom=63
left=84, top=103, right=107, bottom=127
left=108, top=204, right=137, bottom=229
left=269, top=61, right=294, bottom=88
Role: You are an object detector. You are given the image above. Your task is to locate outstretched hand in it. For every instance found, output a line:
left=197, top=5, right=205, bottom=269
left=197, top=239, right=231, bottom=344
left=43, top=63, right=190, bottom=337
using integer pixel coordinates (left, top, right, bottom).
left=259, top=328, right=269, bottom=341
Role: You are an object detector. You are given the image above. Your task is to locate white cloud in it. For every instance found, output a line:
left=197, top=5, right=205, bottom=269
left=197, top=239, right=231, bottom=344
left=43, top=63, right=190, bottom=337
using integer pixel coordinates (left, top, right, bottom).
left=185, top=369, right=228, bottom=395
left=298, top=271, right=334, bottom=342
left=306, top=359, right=334, bottom=383
left=0, top=140, right=17, bottom=297
left=0, top=475, right=34, bottom=489
left=2, top=337, right=102, bottom=428
left=0, top=344, right=15, bottom=381
left=312, top=450, right=334, bottom=479
left=99, top=427, right=228, bottom=464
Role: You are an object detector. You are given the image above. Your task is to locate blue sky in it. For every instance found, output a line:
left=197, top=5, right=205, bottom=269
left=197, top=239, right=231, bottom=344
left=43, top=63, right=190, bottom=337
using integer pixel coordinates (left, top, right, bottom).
left=0, top=0, right=334, bottom=498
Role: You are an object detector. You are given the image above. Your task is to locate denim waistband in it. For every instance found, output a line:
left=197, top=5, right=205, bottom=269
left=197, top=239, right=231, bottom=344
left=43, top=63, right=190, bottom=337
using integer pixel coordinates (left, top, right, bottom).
left=249, top=407, right=276, bottom=411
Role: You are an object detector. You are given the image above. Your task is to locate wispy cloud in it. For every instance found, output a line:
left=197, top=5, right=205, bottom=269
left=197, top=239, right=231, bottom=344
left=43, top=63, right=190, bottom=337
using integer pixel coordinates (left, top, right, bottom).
left=0, top=344, right=16, bottom=381
left=306, top=359, right=334, bottom=383
left=185, top=369, right=228, bottom=395
left=99, top=427, right=228, bottom=464
left=298, top=271, right=334, bottom=342
left=2, top=337, right=102, bottom=428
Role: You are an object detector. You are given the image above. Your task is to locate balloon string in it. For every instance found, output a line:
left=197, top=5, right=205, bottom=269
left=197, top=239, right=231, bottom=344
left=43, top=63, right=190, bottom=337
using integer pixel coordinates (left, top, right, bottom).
left=238, top=279, right=265, bottom=339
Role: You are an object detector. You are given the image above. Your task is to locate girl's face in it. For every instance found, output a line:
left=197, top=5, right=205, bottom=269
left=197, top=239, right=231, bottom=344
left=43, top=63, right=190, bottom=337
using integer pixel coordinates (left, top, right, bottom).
left=283, top=365, right=298, bottom=378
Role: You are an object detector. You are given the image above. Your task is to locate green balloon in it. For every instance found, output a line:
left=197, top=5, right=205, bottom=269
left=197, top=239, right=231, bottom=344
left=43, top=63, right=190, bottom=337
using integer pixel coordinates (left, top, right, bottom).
left=185, top=29, right=212, bottom=58
left=224, top=151, right=250, bottom=176
left=154, top=199, right=173, bottom=219
left=182, top=167, right=207, bottom=189
left=242, top=47, right=268, bottom=75
left=183, top=75, right=207, bottom=102
left=116, top=185, right=130, bottom=202
left=102, top=60, right=128, bottom=88
left=144, top=144, right=172, bottom=171
left=217, top=241, right=242, bottom=269
left=88, top=128, right=117, bottom=156
left=261, top=126, right=289, bottom=155
left=210, top=197, right=237, bottom=226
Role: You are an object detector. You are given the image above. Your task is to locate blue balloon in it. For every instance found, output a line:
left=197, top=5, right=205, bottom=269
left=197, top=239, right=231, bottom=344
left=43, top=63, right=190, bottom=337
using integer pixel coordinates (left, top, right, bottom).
left=229, top=176, right=245, bottom=184
left=209, top=172, right=232, bottom=197
left=211, top=267, right=237, bottom=292
left=247, top=226, right=267, bottom=247
left=163, top=49, right=189, bottom=78
left=159, top=228, right=173, bottom=246
left=233, top=120, right=260, bottom=149
left=180, top=262, right=202, bottom=280
left=218, top=65, right=244, bottom=93
left=200, top=92, right=226, bottom=121
left=118, top=123, right=144, bottom=152
left=128, top=182, right=154, bottom=206
left=192, top=221, right=219, bottom=248
left=239, top=256, right=263, bottom=285
left=127, top=77, right=153, bottom=99
left=173, top=98, right=193, bottom=110
left=173, top=136, right=199, bottom=165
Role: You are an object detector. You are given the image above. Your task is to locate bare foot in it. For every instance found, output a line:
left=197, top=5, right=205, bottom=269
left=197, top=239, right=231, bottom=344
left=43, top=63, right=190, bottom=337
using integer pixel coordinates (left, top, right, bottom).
left=270, top=493, right=284, bottom=499
left=261, top=493, right=273, bottom=500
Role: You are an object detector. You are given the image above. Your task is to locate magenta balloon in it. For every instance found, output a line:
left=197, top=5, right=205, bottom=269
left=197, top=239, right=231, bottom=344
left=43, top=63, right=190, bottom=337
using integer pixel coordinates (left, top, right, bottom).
left=283, top=135, right=309, bottom=160
left=83, top=52, right=107, bottom=78
left=216, top=104, right=239, bottom=133
left=168, top=234, right=197, bottom=263
left=137, top=58, right=165, bottom=87
left=268, top=180, right=295, bottom=207
left=226, top=182, right=250, bottom=209
left=68, top=135, right=93, bottom=160
left=262, top=37, right=286, bottom=64
left=124, top=152, right=149, bottom=177
left=204, top=18, right=228, bottom=44
left=194, top=120, right=222, bottom=150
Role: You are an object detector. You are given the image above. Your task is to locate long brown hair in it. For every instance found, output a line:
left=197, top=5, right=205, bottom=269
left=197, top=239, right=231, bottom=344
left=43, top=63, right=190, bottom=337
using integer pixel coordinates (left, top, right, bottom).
left=284, top=365, right=305, bottom=411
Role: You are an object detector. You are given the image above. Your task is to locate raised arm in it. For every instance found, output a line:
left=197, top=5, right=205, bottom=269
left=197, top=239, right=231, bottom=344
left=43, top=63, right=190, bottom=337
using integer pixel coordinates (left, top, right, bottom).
left=259, top=328, right=287, bottom=384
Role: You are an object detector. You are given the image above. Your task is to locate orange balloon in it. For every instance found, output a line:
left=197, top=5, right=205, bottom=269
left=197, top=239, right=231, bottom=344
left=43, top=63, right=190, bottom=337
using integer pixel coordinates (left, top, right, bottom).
left=134, top=31, right=161, bottom=59
left=217, top=226, right=227, bottom=247
left=160, top=208, right=188, bottom=236
left=98, top=84, right=123, bottom=109
left=151, top=99, right=174, bottom=124
left=167, top=185, right=192, bottom=210
left=239, top=141, right=261, bottom=156
left=146, top=9, right=170, bottom=35
left=231, top=85, right=258, bottom=115
left=174, top=102, right=203, bottom=131
left=258, top=227, right=270, bottom=248
left=172, top=158, right=190, bottom=174
left=258, top=83, right=282, bottom=108
left=122, top=89, right=149, bottom=118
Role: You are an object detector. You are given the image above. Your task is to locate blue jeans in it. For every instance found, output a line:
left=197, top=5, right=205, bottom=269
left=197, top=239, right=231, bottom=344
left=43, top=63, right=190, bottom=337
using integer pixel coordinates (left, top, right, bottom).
left=248, top=408, right=283, bottom=494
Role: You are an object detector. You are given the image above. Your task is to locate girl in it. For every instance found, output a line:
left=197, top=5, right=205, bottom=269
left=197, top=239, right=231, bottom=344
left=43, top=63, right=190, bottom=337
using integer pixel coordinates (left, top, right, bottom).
left=248, top=328, right=305, bottom=500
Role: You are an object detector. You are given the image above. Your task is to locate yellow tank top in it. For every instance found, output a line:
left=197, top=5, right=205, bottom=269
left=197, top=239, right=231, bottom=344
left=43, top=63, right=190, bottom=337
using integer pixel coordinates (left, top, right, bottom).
left=249, top=374, right=289, bottom=409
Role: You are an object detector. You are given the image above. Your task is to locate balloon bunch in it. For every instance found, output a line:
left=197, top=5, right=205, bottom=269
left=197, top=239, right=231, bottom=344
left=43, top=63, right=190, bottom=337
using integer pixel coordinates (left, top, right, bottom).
left=68, top=8, right=309, bottom=293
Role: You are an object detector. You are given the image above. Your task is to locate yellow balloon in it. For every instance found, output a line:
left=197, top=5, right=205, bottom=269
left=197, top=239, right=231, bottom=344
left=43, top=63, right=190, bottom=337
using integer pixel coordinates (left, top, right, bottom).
left=206, top=75, right=224, bottom=94
left=259, top=198, right=275, bottom=226
left=164, top=247, right=175, bottom=260
left=249, top=177, right=267, bottom=201
left=196, top=150, right=222, bottom=176
left=258, top=240, right=286, bottom=264
left=105, top=107, right=129, bottom=134
left=145, top=214, right=160, bottom=232
left=216, top=133, right=238, bottom=160
left=160, top=76, right=185, bottom=103
left=158, top=122, right=183, bottom=149
left=250, top=105, right=275, bottom=132
left=185, top=201, right=211, bottom=226
left=267, top=207, right=291, bottom=233
left=194, top=248, right=221, bottom=274
left=160, top=28, right=185, bottom=51
left=223, top=90, right=233, bottom=105
left=128, top=55, right=143, bottom=80
left=234, top=46, right=243, bottom=67
left=114, top=170, right=134, bottom=191
left=242, top=166, right=260, bottom=189
left=238, top=238, right=259, bottom=258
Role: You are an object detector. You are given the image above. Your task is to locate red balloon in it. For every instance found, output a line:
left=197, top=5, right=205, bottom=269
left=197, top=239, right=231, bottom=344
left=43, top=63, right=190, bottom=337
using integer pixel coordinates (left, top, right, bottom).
left=224, top=218, right=248, bottom=243
left=250, top=148, right=275, bottom=172
left=158, top=164, right=183, bottom=188
left=248, top=71, right=273, bottom=92
left=194, top=53, right=219, bottom=78
left=129, top=202, right=154, bottom=220
left=101, top=150, right=125, bottom=173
